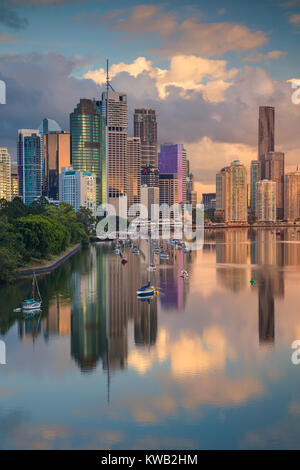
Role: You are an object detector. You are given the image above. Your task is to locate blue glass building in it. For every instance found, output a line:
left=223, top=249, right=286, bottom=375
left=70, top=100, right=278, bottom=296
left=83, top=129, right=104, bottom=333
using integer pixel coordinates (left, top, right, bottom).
left=17, top=129, right=42, bottom=205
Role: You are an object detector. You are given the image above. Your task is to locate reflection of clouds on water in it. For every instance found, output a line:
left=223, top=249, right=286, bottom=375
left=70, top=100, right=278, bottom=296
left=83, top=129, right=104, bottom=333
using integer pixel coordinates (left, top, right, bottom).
left=128, top=326, right=236, bottom=377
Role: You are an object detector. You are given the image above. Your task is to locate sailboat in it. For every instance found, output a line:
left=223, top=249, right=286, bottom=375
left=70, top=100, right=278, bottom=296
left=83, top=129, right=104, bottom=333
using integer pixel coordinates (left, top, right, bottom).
left=22, top=273, right=42, bottom=312
left=137, top=240, right=155, bottom=297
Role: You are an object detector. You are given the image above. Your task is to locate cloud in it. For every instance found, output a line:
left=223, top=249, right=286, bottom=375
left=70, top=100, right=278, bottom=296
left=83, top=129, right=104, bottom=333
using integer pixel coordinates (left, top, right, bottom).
left=0, top=33, right=18, bottom=42
left=1, top=51, right=300, bottom=191
left=0, top=4, right=28, bottom=29
left=244, top=50, right=287, bottom=63
left=280, top=0, right=300, bottom=7
left=0, top=51, right=100, bottom=159
left=289, top=13, right=300, bottom=23
left=108, top=5, right=268, bottom=58
left=84, top=55, right=238, bottom=100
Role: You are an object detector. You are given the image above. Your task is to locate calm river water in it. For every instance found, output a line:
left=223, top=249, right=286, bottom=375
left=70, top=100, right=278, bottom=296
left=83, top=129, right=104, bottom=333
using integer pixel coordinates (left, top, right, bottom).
left=1, top=228, right=300, bottom=449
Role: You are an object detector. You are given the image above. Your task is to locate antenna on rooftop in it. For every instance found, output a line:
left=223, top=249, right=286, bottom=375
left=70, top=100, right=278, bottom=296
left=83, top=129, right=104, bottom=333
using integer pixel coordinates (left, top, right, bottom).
left=105, top=59, right=115, bottom=126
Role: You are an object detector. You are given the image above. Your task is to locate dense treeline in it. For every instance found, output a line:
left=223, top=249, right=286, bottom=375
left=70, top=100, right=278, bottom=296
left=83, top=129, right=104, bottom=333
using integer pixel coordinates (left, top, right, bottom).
left=0, top=197, right=95, bottom=283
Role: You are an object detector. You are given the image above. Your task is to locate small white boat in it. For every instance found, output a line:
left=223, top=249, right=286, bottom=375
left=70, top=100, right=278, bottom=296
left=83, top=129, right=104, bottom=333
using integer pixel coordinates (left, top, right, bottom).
left=22, top=300, right=42, bottom=311
left=160, top=252, right=169, bottom=260
left=22, top=274, right=42, bottom=312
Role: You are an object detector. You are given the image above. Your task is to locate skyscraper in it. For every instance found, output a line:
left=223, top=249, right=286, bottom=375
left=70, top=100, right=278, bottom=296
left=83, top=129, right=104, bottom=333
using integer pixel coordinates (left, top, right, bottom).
left=265, top=151, right=284, bottom=219
left=250, top=160, right=261, bottom=214
left=256, top=179, right=276, bottom=222
left=258, top=106, right=275, bottom=179
left=17, top=129, right=42, bottom=205
left=141, top=165, right=159, bottom=188
left=0, top=148, right=11, bottom=201
left=59, top=167, right=96, bottom=215
left=38, top=118, right=61, bottom=192
left=70, top=99, right=106, bottom=207
left=215, top=167, right=226, bottom=220
left=224, top=160, right=247, bottom=223
left=100, top=91, right=128, bottom=202
left=43, top=131, right=70, bottom=200
left=159, top=174, right=178, bottom=207
left=158, top=144, right=187, bottom=205
left=141, top=185, right=159, bottom=220
left=134, top=109, right=157, bottom=168
left=284, top=169, right=300, bottom=221
left=127, top=137, right=141, bottom=208
left=11, top=164, right=18, bottom=200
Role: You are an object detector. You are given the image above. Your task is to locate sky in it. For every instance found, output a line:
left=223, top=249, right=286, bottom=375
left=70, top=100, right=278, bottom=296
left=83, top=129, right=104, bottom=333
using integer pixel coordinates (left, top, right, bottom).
left=0, top=0, right=300, bottom=197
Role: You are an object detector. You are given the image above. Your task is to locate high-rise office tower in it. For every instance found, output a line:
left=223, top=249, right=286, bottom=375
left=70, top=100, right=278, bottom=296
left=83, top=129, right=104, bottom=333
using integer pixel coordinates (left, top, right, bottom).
left=127, top=137, right=141, bottom=208
left=224, top=160, right=247, bottom=223
left=43, top=131, right=70, bottom=200
left=250, top=160, right=261, bottom=214
left=265, top=151, right=284, bottom=219
left=17, top=129, right=42, bottom=205
left=258, top=106, right=275, bottom=179
left=134, top=109, right=157, bottom=168
left=215, top=167, right=226, bottom=220
left=70, top=99, right=106, bottom=207
left=59, top=167, right=96, bottom=215
left=186, top=172, right=197, bottom=210
left=158, top=144, right=187, bottom=205
left=255, top=179, right=276, bottom=222
left=38, top=118, right=61, bottom=192
left=159, top=174, right=179, bottom=207
left=11, top=164, right=18, bottom=200
left=202, top=193, right=216, bottom=218
left=141, top=185, right=159, bottom=220
left=284, top=169, right=300, bottom=221
left=100, top=91, right=128, bottom=201
left=0, top=148, right=11, bottom=201
left=141, top=165, right=159, bottom=188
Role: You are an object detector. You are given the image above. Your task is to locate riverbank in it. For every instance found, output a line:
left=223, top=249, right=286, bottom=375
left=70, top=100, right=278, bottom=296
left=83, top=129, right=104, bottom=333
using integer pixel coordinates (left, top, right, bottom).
left=18, top=243, right=82, bottom=276
left=204, top=222, right=300, bottom=229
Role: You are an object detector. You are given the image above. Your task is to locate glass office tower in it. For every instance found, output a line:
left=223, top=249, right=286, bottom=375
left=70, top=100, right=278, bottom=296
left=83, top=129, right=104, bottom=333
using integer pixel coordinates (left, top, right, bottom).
left=70, top=99, right=106, bottom=207
left=17, top=129, right=42, bottom=205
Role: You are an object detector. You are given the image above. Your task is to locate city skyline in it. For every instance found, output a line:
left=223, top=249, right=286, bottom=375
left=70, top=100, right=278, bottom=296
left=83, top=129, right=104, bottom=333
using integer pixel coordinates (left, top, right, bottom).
left=0, top=0, right=299, bottom=200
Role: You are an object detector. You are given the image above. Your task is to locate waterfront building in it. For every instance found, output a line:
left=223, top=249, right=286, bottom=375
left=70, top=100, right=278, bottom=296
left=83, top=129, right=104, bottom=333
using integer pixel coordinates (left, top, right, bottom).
left=59, top=167, right=96, bottom=215
left=255, top=179, right=276, bottom=222
left=127, top=137, right=141, bottom=208
left=258, top=106, right=275, bottom=179
left=265, top=151, right=284, bottom=219
left=223, top=160, right=248, bottom=223
left=284, top=170, right=300, bottom=221
left=11, top=163, right=18, bottom=199
left=70, top=99, right=106, bottom=207
left=43, top=131, right=70, bottom=200
left=202, top=193, right=216, bottom=218
left=99, top=91, right=127, bottom=203
left=158, top=143, right=187, bottom=205
left=17, top=129, right=42, bottom=205
left=215, top=167, right=226, bottom=221
left=134, top=109, right=157, bottom=169
left=186, top=172, right=197, bottom=209
left=0, top=147, right=11, bottom=201
left=250, top=160, right=261, bottom=214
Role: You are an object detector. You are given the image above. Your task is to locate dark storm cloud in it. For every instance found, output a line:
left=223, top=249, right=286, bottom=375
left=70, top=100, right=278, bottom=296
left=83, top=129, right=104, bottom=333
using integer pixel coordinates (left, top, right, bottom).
left=0, top=51, right=100, bottom=159
left=0, top=4, right=28, bottom=30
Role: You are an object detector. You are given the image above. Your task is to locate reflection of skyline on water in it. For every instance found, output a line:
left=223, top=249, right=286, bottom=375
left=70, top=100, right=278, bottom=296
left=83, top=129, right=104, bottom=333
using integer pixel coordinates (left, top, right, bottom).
left=2, top=229, right=300, bottom=449
left=11, top=229, right=300, bottom=361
